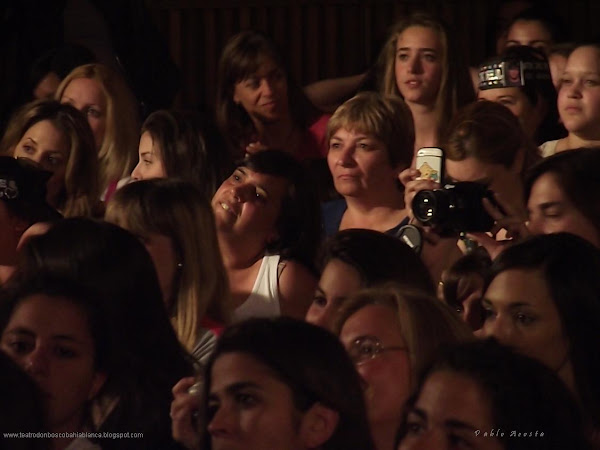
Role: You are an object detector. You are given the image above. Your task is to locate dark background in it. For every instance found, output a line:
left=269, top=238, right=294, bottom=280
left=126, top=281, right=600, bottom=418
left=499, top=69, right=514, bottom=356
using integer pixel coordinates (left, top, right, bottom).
left=2, top=0, right=599, bottom=122
left=147, top=0, right=600, bottom=109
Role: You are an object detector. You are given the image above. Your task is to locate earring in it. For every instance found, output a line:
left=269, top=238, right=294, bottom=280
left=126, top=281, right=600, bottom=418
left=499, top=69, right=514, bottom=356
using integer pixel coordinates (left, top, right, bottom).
left=177, top=262, right=183, bottom=268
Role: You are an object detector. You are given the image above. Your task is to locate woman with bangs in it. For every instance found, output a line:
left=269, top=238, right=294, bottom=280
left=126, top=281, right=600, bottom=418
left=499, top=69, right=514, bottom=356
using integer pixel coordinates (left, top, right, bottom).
left=216, top=30, right=329, bottom=161
left=0, top=99, right=100, bottom=217
left=105, top=178, right=230, bottom=364
left=55, top=63, right=140, bottom=197
left=323, top=92, right=414, bottom=237
left=379, top=12, right=475, bottom=156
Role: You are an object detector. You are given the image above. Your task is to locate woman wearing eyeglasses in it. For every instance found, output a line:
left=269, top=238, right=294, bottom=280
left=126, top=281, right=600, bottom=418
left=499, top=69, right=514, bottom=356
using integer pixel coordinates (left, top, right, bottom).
left=332, top=284, right=472, bottom=450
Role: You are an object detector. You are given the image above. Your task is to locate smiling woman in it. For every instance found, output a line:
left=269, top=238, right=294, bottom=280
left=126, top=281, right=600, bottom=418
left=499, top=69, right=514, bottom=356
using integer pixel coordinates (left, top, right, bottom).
left=212, top=150, right=321, bottom=322
left=216, top=30, right=329, bottom=161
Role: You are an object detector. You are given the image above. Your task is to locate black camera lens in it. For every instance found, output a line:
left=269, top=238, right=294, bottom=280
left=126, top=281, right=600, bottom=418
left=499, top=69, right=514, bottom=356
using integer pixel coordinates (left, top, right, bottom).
left=413, top=189, right=449, bottom=224
left=412, top=182, right=497, bottom=233
left=413, top=191, right=436, bottom=221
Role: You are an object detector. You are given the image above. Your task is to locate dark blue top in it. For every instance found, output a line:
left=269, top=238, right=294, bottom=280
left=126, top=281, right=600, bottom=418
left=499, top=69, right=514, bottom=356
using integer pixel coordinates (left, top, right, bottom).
left=322, top=198, right=410, bottom=238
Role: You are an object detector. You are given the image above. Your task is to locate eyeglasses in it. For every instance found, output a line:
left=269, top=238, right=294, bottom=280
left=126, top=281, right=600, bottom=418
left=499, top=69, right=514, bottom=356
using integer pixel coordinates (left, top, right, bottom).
left=347, top=335, right=408, bottom=365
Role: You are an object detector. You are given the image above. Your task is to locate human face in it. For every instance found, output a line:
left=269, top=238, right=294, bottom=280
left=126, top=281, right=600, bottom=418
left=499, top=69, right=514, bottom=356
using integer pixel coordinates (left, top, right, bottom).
left=558, top=46, right=600, bottom=137
left=477, top=88, right=541, bottom=139
left=212, top=167, right=289, bottom=244
left=480, top=269, right=570, bottom=373
left=327, top=127, right=398, bottom=200
left=505, top=19, right=552, bottom=54
left=339, top=304, right=411, bottom=427
left=398, top=370, right=503, bottom=450
left=131, top=131, right=167, bottom=180
left=61, top=78, right=107, bottom=149
left=13, top=120, right=69, bottom=207
left=445, top=156, right=516, bottom=200
left=207, top=352, right=309, bottom=450
left=139, top=233, right=178, bottom=306
left=527, top=172, right=599, bottom=247
left=306, top=259, right=363, bottom=330
left=233, top=59, right=289, bottom=124
left=1, top=294, right=106, bottom=432
left=395, top=26, right=443, bottom=106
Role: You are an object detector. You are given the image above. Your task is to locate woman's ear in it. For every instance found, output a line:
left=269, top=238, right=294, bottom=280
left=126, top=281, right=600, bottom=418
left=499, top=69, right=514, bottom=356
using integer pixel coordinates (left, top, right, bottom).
left=299, top=402, right=340, bottom=448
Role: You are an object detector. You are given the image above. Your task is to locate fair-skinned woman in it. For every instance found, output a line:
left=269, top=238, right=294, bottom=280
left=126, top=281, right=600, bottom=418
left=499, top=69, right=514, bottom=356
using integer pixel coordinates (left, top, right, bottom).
left=55, top=64, right=140, bottom=196
left=323, top=92, right=414, bottom=236
left=1, top=277, right=108, bottom=450
left=402, top=101, right=540, bottom=264
left=333, top=285, right=472, bottom=450
left=461, top=148, right=600, bottom=257
left=0, top=100, right=100, bottom=217
left=541, top=44, right=600, bottom=156
left=170, top=318, right=375, bottom=450
left=306, top=229, right=435, bottom=330
left=397, top=339, right=590, bottom=450
left=380, top=12, right=474, bottom=155
left=106, top=179, right=231, bottom=364
left=129, top=110, right=232, bottom=200
left=217, top=31, right=329, bottom=161
left=478, top=233, right=600, bottom=444
left=212, top=150, right=321, bottom=321
left=478, top=46, right=564, bottom=145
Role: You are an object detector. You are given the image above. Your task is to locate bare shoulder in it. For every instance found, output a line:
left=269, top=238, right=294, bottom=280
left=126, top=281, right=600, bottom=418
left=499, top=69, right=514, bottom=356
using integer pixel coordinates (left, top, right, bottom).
left=278, top=259, right=317, bottom=320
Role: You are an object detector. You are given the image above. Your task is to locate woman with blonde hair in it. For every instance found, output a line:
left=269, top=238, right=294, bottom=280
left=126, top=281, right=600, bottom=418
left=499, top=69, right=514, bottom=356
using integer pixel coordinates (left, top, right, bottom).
left=106, top=178, right=230, bottom=363
left=56, top=63, right=140, bottom=195
left=333, top=284, right=472, bottom=450
left=380, top=12, right=474, bottom=154
left=0, top=99, right=100, bottom=217
left=323, top=91, right=414, bottom=236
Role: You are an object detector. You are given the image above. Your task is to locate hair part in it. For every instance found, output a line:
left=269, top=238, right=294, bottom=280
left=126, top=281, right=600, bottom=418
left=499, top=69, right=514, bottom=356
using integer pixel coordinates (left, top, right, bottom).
left=380, top=12, right=475, bottom=133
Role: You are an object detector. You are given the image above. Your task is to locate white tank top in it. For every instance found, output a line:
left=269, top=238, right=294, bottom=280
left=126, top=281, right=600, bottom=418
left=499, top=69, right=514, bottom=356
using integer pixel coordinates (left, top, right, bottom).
left=232, top=254, right=281, bottom=322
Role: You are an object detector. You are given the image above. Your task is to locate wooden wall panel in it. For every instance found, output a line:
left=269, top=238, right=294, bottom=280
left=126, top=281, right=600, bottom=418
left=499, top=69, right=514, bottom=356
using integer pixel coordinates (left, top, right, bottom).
left=148, top=0, right=597, bottom=110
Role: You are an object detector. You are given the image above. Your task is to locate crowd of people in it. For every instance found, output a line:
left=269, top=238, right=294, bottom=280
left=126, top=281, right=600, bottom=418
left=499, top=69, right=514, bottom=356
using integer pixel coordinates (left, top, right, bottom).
left=2, top=2, right=600, bottom=450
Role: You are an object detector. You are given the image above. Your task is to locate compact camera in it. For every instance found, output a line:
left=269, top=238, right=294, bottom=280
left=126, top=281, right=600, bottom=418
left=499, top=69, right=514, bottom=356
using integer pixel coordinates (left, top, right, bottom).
left=412, top=182, right=497, bottom=234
